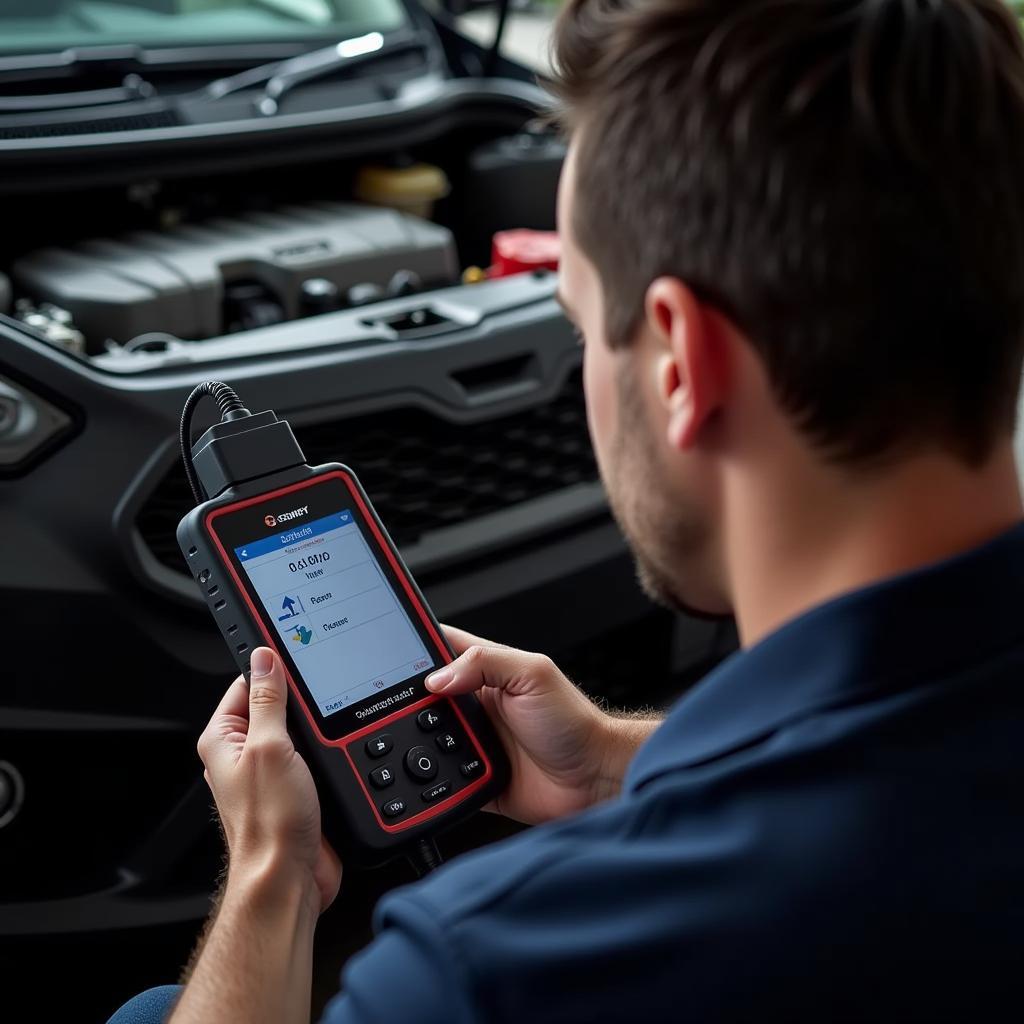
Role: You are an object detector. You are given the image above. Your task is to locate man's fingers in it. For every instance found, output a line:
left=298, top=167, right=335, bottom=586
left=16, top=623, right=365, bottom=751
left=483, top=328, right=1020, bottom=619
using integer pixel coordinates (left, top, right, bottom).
left=440, top=624, right=506, bottom=655
left=426, top=643, right=551, bottom=697
left=197, top=676, right=250, bottom=773
left=246, top=647, right=289, bottom=744
left=213, top=675, right=250, bottom=721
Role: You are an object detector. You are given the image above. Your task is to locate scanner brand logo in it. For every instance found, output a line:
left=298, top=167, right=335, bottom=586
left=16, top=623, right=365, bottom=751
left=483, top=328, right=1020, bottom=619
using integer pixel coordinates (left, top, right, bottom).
left=274, top=505, right=309, bottom=525
left=264, top=514, right=277, bottom=527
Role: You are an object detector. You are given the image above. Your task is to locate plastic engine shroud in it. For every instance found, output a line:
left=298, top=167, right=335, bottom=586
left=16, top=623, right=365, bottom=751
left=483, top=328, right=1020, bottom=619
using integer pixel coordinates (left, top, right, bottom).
left=12, top=200, right=458, bottom=344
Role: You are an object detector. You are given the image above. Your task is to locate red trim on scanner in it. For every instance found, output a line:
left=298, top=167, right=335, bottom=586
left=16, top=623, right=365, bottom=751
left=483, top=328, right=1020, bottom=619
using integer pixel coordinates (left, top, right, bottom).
left=204, top=470, right=493, bottom=834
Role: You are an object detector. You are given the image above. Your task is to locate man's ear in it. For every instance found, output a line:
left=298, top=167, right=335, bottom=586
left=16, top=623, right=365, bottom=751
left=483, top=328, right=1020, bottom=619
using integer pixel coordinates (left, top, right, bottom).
left=644, top=277, right=727, bottom=451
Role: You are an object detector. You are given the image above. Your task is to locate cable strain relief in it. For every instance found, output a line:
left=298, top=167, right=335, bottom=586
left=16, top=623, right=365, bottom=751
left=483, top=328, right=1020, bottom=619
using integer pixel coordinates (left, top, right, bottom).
left=213, top=389, right=245, bottom=419
left=409, top=837, right=443, bottom=877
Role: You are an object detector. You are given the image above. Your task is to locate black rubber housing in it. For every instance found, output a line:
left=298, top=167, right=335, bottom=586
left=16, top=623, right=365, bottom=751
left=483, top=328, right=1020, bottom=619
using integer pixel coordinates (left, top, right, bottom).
left=176, top=461, right=510, bottom=865
left=191, top=411, right=305, bottom=499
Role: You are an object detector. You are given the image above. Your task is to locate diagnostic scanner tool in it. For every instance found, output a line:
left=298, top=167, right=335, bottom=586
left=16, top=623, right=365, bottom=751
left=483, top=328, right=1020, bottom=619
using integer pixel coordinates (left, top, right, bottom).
left=176, top=382, right=508, bottom=870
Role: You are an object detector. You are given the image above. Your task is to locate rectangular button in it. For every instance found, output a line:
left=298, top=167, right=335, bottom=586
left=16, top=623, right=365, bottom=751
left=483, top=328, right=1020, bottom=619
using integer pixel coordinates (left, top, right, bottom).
left=421, top=779, right=452, bottom=803
left=459, top=758, right=483, bottom=778
left=381, top=798, right=406, bottom=818
left=365, top=733, right=394, bottom=759
left=435, top=732, right=459, bottom=753
left=370, top=765, right=395, bottom=789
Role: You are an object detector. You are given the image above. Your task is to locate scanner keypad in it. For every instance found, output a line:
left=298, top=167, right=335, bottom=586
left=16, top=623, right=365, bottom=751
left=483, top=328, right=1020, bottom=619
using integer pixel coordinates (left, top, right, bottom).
left=347, top=700, right=484, bottom=824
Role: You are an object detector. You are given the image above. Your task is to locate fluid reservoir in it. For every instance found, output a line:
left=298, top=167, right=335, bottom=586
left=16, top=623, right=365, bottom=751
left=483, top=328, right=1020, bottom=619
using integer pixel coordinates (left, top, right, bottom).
left=354, top=163, right=450, bottom=220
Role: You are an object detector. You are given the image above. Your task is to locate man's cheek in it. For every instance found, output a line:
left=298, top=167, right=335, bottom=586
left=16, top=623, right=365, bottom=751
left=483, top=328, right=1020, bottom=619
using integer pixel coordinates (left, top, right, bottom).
left=583, top=339, right=616, bottom=470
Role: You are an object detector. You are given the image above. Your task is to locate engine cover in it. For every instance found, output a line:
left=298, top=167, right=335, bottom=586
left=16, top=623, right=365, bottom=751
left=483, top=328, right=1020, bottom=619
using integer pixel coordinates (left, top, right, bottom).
left=13, top=201, right=458, bottom=344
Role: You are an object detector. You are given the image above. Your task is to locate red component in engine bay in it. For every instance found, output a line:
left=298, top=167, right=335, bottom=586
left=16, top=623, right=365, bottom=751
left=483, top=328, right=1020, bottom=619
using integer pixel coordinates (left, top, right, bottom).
left=490, top=230, right=561, bottom=279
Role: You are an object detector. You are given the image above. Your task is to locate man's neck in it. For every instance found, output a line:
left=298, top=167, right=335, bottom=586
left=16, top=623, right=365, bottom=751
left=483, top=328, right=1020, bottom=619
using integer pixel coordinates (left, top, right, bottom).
left=727, top=444, right=1024, bottom=648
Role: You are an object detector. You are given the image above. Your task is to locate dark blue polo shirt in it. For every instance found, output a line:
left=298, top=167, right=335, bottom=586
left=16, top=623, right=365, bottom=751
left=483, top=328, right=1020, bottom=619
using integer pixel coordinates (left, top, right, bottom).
left=323, top=522, right=1024, bottom=1023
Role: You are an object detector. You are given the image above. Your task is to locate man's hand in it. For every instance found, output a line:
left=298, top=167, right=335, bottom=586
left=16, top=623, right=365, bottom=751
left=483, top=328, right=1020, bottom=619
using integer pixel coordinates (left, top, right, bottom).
left=197, top=647, right=341, bottom=914
left=171, top=649, right=340, bottom=1024
left=426, top=627, right=661, bottom=825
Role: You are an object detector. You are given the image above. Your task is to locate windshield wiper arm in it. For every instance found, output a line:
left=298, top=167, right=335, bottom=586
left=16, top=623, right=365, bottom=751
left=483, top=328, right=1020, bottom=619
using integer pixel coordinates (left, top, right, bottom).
left=0, top=72, right=154, bottom=114
left=203, top=29, right=428, bottom=116
left=0, top=42, right=342, bottom=88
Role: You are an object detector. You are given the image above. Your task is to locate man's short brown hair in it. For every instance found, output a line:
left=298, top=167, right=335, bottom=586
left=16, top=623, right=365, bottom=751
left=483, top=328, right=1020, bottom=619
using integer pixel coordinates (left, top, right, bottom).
left=552, top=0, right=1024, bottom=465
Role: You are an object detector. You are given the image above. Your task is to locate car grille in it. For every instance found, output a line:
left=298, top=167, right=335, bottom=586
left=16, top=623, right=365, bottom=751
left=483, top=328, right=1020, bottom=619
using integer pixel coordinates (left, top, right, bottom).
left=136, top=369, right=598, bottom=575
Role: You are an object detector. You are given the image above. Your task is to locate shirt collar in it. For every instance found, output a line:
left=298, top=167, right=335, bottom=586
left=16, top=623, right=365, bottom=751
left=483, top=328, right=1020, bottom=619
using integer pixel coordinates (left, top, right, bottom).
left=626, top=519, right=1024, bottom=792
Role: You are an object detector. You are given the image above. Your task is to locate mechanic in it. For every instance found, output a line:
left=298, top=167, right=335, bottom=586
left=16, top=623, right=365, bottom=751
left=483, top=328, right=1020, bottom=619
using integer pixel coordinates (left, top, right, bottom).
left=110, top=0, right=1024, bottom=1021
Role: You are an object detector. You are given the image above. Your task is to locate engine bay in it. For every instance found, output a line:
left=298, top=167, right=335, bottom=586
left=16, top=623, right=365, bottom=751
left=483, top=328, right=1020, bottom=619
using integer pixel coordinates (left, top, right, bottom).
left=0, top=120, right=566, bottom=363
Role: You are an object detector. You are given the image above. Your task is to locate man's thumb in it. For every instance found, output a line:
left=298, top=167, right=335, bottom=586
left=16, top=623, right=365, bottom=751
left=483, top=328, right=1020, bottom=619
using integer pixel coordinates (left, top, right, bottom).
left=247, top=647, right=288, bottom=740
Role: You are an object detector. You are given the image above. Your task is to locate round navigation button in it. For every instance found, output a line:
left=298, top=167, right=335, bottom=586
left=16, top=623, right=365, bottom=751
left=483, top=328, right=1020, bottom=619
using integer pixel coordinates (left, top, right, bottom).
left=405, top=745, right=439, bottom=781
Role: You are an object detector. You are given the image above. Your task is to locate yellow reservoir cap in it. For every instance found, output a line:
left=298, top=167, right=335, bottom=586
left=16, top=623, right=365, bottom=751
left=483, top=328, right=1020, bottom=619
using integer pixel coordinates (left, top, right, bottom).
left=354, top=163, right=451, bottom=219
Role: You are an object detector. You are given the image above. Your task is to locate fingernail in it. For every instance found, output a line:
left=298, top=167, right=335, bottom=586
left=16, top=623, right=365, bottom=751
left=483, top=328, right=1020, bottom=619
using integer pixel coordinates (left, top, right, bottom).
left=251, top=648, right=274, bottom=678
left=425, top=667, right=454, bottom=690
